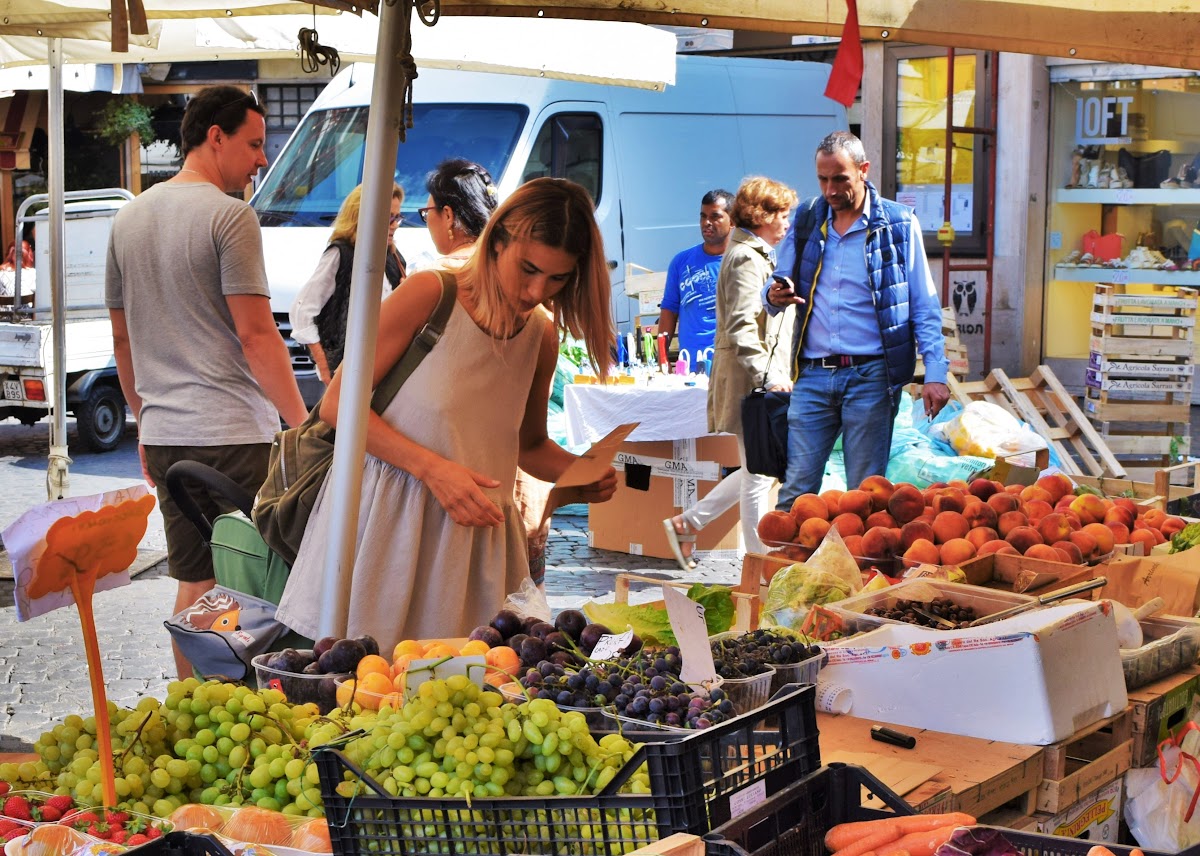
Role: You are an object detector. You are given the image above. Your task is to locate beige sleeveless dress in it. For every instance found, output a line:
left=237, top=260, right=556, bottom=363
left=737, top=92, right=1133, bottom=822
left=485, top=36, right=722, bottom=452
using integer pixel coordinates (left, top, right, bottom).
left=276, top=301, right=544, bottom=652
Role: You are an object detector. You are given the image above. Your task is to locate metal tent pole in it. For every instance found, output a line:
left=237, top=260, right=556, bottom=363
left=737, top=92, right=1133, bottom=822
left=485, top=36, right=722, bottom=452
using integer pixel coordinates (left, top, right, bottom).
left=47, top=37, right=70, bottom=500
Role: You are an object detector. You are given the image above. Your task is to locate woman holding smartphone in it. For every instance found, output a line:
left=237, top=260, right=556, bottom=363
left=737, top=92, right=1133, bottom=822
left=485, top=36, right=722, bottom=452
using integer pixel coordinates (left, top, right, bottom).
left=665, top=176, right=797, bottom=568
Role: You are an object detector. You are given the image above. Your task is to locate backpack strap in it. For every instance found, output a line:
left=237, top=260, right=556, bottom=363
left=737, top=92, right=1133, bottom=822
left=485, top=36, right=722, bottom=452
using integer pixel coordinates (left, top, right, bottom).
left=369, top=269, right=457, bottom=413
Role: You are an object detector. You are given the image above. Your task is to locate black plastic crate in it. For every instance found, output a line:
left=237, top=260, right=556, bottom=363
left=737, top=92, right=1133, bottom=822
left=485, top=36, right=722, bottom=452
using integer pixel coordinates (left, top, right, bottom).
left=125, top=832, right=234, bottom=856
left=314, top=684, right=820, bottom=855
left=702, top=764, right=913, bottom=856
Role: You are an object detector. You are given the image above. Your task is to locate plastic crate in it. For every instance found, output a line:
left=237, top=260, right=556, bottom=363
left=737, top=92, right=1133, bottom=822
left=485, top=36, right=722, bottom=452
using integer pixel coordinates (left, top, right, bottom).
left=314, top=684, right=820, bottom=855
left=702, top=763, right=914, bottom=856
left=951, top=826, right=1172, bottom=856
left=124, top=832, right=235, bottom=856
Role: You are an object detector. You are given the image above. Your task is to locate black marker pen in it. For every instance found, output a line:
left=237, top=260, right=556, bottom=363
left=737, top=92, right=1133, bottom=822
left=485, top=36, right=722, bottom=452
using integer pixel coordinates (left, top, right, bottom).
left=871, top=725, right=917, bottom=749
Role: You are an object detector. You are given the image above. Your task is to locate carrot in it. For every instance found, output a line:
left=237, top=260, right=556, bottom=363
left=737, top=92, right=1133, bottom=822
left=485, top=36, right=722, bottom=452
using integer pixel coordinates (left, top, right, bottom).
left=824, top=813, right=975, bottom=852
left=828, top=823, right=902, bottom=856
left=876, top=824, right=961, bottom=856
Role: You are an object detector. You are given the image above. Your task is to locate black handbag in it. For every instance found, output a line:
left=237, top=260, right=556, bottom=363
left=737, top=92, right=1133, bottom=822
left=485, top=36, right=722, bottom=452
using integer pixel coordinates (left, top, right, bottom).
left=1119, top=148, right=1172, bottom=189
left=740, top=312, right=791, bottom=480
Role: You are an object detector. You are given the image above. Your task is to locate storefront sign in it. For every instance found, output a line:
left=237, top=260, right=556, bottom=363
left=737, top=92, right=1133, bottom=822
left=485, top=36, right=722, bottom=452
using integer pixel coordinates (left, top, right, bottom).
left=1076, top=94, right=1135, bottom=144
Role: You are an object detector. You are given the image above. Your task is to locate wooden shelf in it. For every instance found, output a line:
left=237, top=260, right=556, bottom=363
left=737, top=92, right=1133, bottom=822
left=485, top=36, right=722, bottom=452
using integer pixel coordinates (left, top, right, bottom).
left=1055, top=188, right=1200, bottom=205
left=1054, top=266, right=1200, bottom=286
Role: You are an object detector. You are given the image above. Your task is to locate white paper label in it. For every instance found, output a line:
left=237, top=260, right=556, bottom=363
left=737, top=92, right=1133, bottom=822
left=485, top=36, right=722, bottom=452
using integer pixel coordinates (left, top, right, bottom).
left=663, top=585, right=717, bottom=685
left=729, top=780, right=768, bottom=818
left=403, top=655, right=487, bottom=696
left=590, top=628, right=635, bottom=661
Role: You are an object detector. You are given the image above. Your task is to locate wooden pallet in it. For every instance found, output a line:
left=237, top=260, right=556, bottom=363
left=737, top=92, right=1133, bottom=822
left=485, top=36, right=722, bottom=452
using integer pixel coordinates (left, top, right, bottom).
left=1036, top=707, right=1132, bottom=814
left=947, top=365, right=1127, bottom=478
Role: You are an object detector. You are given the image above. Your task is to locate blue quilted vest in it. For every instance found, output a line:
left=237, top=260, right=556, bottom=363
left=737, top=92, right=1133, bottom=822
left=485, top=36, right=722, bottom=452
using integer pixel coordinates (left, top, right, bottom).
left=788, top=182, right=917, bottom=393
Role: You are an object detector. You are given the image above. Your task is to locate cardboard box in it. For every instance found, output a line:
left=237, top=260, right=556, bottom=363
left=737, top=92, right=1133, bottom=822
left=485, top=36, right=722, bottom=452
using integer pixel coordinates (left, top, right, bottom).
left=1098, top=551, right=1200, bottom=616
left=958, top=552, right=1099, bottom=596
left=1127, top=664, right=1200, bottom=767
left=587, top=435, right=741, bottom=560
left=819, top=601, right=1128, bottom=745
left=1001, top=778, right=1124, bottom=843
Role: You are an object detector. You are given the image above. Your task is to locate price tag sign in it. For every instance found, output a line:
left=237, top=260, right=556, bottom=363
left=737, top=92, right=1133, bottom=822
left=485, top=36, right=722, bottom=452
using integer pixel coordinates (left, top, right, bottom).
left=590, top=628, right=635, bottom=661
left=662, top=584, right=717, bottom=686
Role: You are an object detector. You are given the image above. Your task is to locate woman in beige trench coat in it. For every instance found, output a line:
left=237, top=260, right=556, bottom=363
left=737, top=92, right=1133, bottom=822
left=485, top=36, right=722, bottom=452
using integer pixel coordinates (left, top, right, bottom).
left=705, top=176, right=798, bottom=554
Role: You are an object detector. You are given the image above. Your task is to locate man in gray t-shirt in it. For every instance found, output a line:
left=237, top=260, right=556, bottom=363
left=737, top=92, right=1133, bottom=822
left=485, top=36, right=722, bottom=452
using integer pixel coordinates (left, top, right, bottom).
left=106, top=85, right=307, bottom=680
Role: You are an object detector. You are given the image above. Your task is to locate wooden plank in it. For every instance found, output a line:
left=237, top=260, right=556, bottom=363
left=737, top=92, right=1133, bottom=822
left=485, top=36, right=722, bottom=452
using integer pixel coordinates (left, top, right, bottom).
left=823, top=750, right=946, bottom=805
left=1090, top=335, right=1195, bottom=358
left=1035, top=740, right=1131, bottom=814
left=1094, top=293, right=1200, bottom=310
left=626, top=834, right=706, bottom=856
left=1027, top=366, right=1128, bottom=478
left=1085, top=374, right=1193, bottom=394
left=1039, top=709, right=1131, bottom=780
left=1090, top=312, right=1195, bottom=327
left=1088, top=355, right=1194, bottom=377
left=1101, top=434, right=1185, bottom=455
left=1084, top=399, right=1192, bottom=422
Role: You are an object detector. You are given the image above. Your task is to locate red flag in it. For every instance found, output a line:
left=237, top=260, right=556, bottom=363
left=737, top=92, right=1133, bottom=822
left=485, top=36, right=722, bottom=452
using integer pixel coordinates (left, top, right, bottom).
left=825, top=0, right=863, bottom=107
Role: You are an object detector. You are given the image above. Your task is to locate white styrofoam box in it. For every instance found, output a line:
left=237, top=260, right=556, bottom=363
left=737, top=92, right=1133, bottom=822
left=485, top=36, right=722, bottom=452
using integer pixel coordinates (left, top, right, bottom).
left=817, top=601, right=1128, bottom=745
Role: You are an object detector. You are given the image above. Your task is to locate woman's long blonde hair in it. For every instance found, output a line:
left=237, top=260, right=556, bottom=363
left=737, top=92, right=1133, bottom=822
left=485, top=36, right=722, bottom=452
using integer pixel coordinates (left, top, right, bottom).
left=458, top=178, right=613, bottom=378
left=330, top=183, right=405, bottom=245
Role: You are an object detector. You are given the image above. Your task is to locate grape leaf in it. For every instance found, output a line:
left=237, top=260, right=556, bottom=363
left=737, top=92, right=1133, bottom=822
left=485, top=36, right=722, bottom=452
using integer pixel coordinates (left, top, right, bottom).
left=686, top=584, right=736, bottom=635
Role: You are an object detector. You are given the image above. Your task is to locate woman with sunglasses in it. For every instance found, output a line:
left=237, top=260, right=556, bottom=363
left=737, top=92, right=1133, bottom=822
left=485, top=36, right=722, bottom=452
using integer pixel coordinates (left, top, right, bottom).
left=289, top=182, right=406, bottom=382
left=413, top=158, right=498, bottom=272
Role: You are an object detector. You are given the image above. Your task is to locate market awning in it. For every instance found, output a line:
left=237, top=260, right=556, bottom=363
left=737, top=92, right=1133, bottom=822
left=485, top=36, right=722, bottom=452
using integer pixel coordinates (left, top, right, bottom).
left=0, top=90, right=42, bottom=170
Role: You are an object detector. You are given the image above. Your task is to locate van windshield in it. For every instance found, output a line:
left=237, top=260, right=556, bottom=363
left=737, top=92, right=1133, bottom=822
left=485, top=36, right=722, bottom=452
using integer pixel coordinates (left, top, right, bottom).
left=253, top=103, right=528, bottom=227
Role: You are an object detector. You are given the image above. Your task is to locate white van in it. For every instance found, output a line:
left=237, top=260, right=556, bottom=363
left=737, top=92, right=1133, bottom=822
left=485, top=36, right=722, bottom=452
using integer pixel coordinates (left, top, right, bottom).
left=250, top=55, right=845, bottom=398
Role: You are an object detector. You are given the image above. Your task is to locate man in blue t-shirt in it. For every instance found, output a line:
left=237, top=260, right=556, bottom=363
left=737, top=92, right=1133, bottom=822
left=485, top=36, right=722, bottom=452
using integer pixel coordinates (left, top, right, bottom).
left=657, top=189, right=734, bottom=365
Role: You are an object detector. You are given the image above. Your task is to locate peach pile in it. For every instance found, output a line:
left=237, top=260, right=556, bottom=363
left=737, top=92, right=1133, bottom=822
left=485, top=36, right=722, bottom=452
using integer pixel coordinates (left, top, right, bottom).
left=757, top=473, right=1189, bottom=569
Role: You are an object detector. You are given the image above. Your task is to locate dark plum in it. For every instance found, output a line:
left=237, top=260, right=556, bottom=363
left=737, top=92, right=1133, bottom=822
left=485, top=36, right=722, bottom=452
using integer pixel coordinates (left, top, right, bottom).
left=521, top=615, right=544, bottom=636
left=317, top=676, right=340, bottom=714
left=267, top=648, right=309, bottom=674
left=554, top=609, right=588, bottom=642
left=302, top=661, right=323, bottom=675
left=549, top=651, right=577, bottom=668
left=468, top=625, right=504, bottom=646
left=321, top=638, right=366, bottom=674
left=507, top=633, right=531, bottom=654
left=313, top=636, right=338, bottom=658
left=578, top=623, right=613, bottom=655
left=528, top=622, right=556, bottom=641
left=625, top=634, right=644, bottom=656
left=519, top=637, right=548, bottom=667
left=353, top=635, right=380, bottom=657
left=543, top=631, right=569, bottom=653
left=491, top=609, right=523, bottom=640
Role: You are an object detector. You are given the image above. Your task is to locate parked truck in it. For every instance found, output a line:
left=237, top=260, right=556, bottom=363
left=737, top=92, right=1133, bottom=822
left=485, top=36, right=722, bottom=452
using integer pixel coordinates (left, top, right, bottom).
left=0, top=190, right=130, bottom=451
left=249, top=55, right=846, bottom=401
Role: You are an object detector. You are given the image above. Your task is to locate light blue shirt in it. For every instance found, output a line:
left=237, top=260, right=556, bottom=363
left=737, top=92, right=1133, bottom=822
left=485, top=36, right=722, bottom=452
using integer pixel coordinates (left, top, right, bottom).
left=770, top=196, right=949, bottom=385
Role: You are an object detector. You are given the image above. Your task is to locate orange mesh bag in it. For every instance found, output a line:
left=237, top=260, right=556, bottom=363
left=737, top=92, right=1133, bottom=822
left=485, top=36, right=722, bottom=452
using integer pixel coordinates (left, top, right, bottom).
left=168, top=804, right=227, bottom=833
left=290, top=819, right=333, bottom=853
left=220, top=806, right=295, bottom=846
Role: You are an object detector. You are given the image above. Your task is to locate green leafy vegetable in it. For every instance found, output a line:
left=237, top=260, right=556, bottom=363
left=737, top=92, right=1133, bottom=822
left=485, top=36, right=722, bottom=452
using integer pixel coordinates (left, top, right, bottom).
left=582, top=584, right=736, bottom=645
left=1074, top=484, right=1104, bottom=497
left=686, top=583, right=736, bottom=635
left=1170, top=522, right=1200, bottom=554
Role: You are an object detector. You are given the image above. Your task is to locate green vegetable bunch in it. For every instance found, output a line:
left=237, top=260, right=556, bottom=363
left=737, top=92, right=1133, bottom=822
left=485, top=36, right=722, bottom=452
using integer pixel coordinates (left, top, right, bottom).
left=1169, top=522, right=1200, bottom=554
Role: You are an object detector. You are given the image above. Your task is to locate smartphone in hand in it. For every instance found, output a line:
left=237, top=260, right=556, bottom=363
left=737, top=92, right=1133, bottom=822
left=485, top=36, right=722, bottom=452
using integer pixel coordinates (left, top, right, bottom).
left=771, top=274, right=795, bottom=297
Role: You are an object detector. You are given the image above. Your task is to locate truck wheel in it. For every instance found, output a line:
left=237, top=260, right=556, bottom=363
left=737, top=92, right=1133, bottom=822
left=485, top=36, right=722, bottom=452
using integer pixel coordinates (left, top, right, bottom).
left=76, top=385, right=127, bottom=452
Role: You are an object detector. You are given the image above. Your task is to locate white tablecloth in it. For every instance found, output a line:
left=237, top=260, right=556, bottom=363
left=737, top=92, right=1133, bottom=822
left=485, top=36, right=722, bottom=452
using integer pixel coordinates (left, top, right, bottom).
left=563, top=380, right=712, bottom=446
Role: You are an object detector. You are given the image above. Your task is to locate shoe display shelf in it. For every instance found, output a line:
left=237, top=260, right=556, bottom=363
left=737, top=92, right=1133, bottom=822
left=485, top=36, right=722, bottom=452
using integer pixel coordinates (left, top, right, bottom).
left=1085, top=282, right=1198, bottom=481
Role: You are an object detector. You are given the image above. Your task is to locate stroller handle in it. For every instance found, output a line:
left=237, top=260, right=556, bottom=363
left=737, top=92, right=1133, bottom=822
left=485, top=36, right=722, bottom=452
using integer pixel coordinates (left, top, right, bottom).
left=164, top=460, right=257, bottom=543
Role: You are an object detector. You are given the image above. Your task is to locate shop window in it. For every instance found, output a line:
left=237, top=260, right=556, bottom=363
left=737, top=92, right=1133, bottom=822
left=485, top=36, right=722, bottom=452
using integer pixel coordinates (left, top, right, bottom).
left=521, top=113, right=603, bottom=204
left=882, top=47, right=993, bottom=255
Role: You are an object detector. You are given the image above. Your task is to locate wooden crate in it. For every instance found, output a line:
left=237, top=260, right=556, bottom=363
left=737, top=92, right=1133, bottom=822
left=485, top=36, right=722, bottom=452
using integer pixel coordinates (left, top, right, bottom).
left=1086, top=284, right=1197, bottom=478
left=1035, top=708, right=1132, bottom=813
left=957, top=552, right=1098, bottom=596
left=914, top=306, right=970, bottom=381
left=947, top=365, right=1127, bottom=478
left=1072, top=467, right=1200, bottom=511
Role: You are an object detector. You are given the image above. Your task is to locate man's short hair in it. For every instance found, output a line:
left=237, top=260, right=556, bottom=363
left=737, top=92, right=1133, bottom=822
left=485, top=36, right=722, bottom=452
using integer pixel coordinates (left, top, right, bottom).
left=816, top=130, right=867, bottom=166
left=702, top=188, right=735, bottom=209
left=180, top=86, right=266, bottom=158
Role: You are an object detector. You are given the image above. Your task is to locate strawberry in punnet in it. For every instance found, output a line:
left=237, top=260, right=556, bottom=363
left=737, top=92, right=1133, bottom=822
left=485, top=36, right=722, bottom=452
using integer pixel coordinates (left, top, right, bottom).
left=0, top=783, right=9, bottom=798
left=39, top=806, right=63, bottom=822
left=103, top=811, right=129, bottom=827
left=126, top=834, right=150, bottom=847
left=109, top=829, right=128, bottom=846
left=86, top=821, right=110, bottom=840
left=145, top=825, right=163, bottom=840
left=0, top=820, right=24, bottom=837
left=2, top=828, right=26, bottom=843
left=45, top=796, right=74, bottom=815
left=67, top=810, right=100, bottom=828
left=2, top=796, right=32, bottom=822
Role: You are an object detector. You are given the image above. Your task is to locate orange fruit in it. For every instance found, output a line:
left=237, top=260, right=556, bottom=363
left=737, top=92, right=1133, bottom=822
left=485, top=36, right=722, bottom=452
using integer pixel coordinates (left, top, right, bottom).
left=423, top=643, right=460, bottom=659
left=460, top=639, right=490, bottom=656
left=392, top=639, right=425, bottom=660
left=358, top=670, right=393, bottom=696
left=357, top=654, right=392, bottom=681
left=377, top=691, right=405, bottom=712
left=390, top=653, right=415, bottom=679
left=335, top=679, right=358, bottom=708
left=484, top=646, right=520, bottom=682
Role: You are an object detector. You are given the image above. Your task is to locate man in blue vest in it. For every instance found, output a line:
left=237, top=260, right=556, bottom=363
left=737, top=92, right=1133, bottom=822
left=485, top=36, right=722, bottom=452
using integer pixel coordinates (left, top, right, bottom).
left=765, top=131, right=950, bottom=509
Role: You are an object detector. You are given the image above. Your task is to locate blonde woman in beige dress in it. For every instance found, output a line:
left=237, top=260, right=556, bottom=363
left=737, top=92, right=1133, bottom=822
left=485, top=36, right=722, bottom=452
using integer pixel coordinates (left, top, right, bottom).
left=276, top=179, right=616, bottom=651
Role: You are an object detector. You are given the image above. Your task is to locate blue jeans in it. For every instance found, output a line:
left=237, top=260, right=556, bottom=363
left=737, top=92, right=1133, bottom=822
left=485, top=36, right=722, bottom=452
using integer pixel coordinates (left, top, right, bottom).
left=778, top=357, right=900, bottom=509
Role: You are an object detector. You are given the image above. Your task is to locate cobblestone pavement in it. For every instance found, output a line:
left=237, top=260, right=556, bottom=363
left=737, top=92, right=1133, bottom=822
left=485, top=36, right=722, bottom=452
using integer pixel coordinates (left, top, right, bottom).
left=0, top=418, right=743, bottom=750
